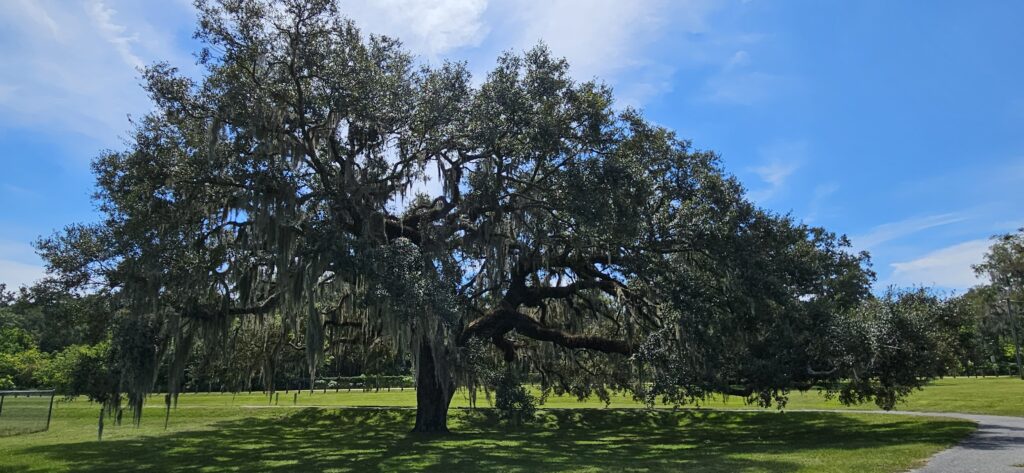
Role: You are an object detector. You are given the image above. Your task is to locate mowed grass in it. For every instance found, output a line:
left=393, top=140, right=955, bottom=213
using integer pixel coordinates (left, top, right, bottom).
left=0, top=404, right=972, bottom=472
left=97, top=375, right=1020, bottom=416
left=2, top=376, right=1019, bottom=472
left=767, top=376, right=1024, bottom=417
left=0, top=395, right=53, bottom=437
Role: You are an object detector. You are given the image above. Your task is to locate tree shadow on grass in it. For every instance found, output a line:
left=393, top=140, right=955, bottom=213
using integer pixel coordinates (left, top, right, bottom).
left=18, top=408, right=972, bottom=472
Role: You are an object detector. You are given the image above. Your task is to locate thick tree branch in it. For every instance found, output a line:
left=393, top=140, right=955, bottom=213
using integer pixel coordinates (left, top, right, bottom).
left=506, top=309, right=632, bottom=355
left=460, top=308, right=632, bottom=356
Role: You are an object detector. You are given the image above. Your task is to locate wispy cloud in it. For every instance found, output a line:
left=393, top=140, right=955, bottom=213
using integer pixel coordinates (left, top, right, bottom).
left=343, top=0, right=724, bottom=107
left=699, top=39, right=794, bottom=106
left=724, top=50, right=750, bottom=70
left=746, top=141, right=805, bottom=203
left=86, top=0, right=144, bottom=69
left=612, top=63, right=677, bottom=108
left=503, top=0, right=700, bottom=79
left=12, top=0, right=60, bottom=38
left=0, top=259, right=46, bottom=290
left=704, top=71, right=791, bottom=105
left=1, top=183, right=40, bottom=200
left=343, top=0, right=490, bottom=58
left=501, top=0, right=721, bottom=106
left=0, top=0, right=734, bottom=149
left=749, top=160, right=799, bottom=201
left=853, top=212, right=969, bottom=250
left=0, top=241, right=45, bottom=290
left=887, top=239, right=990, bottom=290
left=0, top=0, right=190, bottom=145
left=804, top=182, right=839, bottom=223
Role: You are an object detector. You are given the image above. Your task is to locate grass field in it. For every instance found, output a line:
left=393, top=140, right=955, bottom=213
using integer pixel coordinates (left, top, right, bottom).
left=729, top=376, right=1024, bottom=417
left=0, top=376, right=1019, bottom=472
left=0, top=395, right=53, bottom=437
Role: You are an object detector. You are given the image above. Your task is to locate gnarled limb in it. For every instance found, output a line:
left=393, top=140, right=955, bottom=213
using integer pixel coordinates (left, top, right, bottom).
left=505, top=309, right=632, bottom=355
left=460, top=308, right=632, bottom=356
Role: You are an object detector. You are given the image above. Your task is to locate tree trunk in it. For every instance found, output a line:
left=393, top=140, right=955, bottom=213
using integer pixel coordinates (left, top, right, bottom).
left=412, top=337, right=454, bottom=433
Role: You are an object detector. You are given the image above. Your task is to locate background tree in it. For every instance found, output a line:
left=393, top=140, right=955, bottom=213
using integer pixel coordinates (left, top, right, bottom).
left=0, top=282, right=113, bottom=391
left=38, top=0, right=951, bottom=433
left=824, top=289, right=968, bottom=408
left=0, top=282, right=111, bottom=353
left=974, top=228, right=1024, bottom=379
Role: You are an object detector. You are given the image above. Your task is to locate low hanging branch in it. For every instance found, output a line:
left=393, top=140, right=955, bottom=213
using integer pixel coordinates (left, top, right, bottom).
left=505, top=309, right=632, bottom=356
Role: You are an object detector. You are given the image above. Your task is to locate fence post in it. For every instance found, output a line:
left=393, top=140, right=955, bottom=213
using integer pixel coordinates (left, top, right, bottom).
left=0, top=393, right=5, bottom=417
left=45, top=391, right=55, bottom=431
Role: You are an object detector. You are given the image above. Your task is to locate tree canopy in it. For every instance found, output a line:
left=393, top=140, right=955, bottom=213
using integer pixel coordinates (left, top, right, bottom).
left=973, top=228, right=1024, bottom=379
left=38, top=0, right=951, bottom=433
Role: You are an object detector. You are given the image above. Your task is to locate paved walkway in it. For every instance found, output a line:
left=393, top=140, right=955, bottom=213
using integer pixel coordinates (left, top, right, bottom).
left=898, top=412, right=1024, bottom=473
left=791, top=409, right=1024, bottom=472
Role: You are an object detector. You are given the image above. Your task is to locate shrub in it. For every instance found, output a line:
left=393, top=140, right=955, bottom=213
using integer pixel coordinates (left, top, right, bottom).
left=494, top=368, right=536, bottom=425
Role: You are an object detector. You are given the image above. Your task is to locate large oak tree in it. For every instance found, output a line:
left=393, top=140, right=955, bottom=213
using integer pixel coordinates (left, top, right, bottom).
left=40, top=0, right=946, bottom=433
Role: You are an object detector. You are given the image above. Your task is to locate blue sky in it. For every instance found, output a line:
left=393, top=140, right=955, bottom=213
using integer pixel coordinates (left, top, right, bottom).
left=1, top=0, right=1022, bottom=293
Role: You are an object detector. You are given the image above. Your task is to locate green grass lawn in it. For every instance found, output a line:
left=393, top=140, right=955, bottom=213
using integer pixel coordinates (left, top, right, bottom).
left=107, top=375, right=1021, bottom=416
left=0, top=395, right=53, bottom=437
left=2, top=376, right=1020, bottom=472
left=738, top=376, right=1024, bottom=417
left=0, top=405, right=972, bottom=472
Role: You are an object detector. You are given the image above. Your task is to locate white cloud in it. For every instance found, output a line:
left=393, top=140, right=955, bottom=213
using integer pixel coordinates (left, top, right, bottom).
left=504, top=1, right=671, bottom=78
left=0, top=0, right=191, bottom=145
left=888, top=239, right=990, bottom=290
left=86, top=0, right=145, bottom=70
left=0, top=0, right=731, bottom=155
left=804, top=182, right=839, bottom=223
left=725, top=50, right=750, bottom=70
left=853, top=212, right=968, bottom=250
left=342, top=0, right=490, bottom=58
left=342, top=0, right=722, bottom=106
left=500, top=0, right=718, bottom=105
left=704, top=70, right=790, bottom=105
left=0, top=0, right=734, bottom=152
left=697, top=29, right=794, bottom=106
left=0, top=241, right=46, bottom=290
left=613, top=63, right=677, bottom=109
left=746, top=141, right=805, bottom=202
left=0, top=259, right=46, bottom=290
left=12, top=0, right=60, bottom=39
left=755, top=161, right=796, bottom=187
